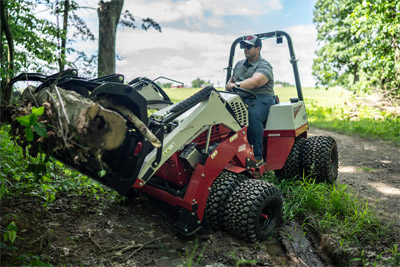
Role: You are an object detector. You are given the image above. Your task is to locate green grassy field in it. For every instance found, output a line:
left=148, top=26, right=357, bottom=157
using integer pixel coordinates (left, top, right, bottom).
left=164, top=86, right=351, bottom=106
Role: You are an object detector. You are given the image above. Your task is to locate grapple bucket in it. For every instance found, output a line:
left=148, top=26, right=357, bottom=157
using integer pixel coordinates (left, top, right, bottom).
left=9, top=69, right=172, bottom=195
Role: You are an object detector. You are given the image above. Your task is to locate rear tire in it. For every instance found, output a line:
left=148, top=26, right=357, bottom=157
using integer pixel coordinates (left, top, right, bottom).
left=275, top=137, right=305, bottom=180
left=303, top=136, right=338, bottom=183
left=204, top=171, right=247, bottom=230
left=225, top=179, right=283, bottom=241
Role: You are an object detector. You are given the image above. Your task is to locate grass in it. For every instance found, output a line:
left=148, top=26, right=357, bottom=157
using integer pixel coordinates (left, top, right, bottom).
left=266, top=173, right=400, bottom=265
left=181, top=239, right=208, bottom=267
left=306, top=100, right=400, bottom=145
left=164, top=86, right=351, bottom=106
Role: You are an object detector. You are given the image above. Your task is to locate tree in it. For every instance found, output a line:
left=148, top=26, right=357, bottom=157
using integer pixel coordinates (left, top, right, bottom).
left=313, top=0, right=400, bottom=99
left=192, top=78, right=207, bottom=88
left=0, top=0, right=62, bottom=106
left=0, top=0, right=15, bottom=105
left=58, top=0, right=70, bottom=72
left=312, top=0, right=362, bottom=90
left=46, top=0, right=96, bottom=74
left=97, top=0, right=161, bottom=77
left=97, top=0, right=124, bottom=77
left=348, top=0, right=400, bottom=97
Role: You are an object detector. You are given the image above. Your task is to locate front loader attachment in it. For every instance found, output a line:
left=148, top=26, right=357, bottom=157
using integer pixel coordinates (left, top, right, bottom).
left=8, top=69, right=172, bottom=195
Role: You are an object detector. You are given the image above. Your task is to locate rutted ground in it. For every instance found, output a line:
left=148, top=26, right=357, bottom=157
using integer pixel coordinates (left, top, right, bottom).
left=1, top=127, right=399, bottom=266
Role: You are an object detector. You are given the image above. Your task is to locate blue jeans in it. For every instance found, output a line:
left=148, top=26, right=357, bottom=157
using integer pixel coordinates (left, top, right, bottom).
left=245, top=95, right=276, bottom=161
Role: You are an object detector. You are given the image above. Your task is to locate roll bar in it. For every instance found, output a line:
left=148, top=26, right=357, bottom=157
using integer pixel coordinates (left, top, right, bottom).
left=225, top=31, right=303, bottom=101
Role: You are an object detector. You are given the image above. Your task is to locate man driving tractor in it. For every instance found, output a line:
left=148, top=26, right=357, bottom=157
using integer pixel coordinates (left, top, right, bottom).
left=225, top=35, right=275, bottom=167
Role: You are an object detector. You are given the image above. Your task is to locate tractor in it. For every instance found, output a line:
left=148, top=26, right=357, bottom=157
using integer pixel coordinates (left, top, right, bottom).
left=8, top=31, right=338, bottom=242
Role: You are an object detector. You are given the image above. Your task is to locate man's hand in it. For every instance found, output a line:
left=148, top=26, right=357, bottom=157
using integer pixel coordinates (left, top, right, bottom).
left=225, top=82, right=237, bottom=91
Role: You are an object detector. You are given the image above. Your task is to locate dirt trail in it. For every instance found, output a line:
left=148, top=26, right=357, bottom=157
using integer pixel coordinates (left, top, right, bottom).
left=1, top=128, right=399, bottom=266
left=309, top=128, right=400, bottom=228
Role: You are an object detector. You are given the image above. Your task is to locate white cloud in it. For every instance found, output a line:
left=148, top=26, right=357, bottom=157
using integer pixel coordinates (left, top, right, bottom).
left=115, top=23, right=318, bottom=88
left=284, top=24, right=318, bottom=87
left=198, top=0, right=283, bottom=16
left=115, top=26, right=234, bottom=86
left=124, top=0, right=283, bottom=28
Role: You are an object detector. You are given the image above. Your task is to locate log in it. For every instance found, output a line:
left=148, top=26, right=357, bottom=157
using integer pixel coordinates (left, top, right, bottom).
left=34, top=85, right=127, bottom=151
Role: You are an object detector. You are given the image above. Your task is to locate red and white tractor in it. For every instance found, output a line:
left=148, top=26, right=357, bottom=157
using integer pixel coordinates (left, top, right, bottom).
left=9, top=31, right=338, bottom=241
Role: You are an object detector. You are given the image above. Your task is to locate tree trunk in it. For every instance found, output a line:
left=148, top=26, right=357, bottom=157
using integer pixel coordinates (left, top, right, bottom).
left=392, top=35, right=400, bottom=91
left=0, top=0, right=14, bottom=105
left=0, top=7, right=6, bottom=100
left=353, top=62, right=359, bottom=84
left=58, top=0, right=70, bottom=72
left=97, top=0, right=124, bottom=77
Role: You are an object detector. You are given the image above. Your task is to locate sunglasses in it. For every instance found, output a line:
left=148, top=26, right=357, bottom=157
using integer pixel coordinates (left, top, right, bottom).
left=240, top=43, right=254, bottom=50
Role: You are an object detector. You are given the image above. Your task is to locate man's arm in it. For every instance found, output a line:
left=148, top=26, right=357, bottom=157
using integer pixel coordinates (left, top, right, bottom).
left=237, top=73, right=268, bottom=90
left=226, top=72, right=268, bottom=91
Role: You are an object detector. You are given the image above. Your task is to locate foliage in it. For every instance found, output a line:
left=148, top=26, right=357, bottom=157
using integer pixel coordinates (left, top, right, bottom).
left=2, top=221, right=18, bottom=245
left=347, top=0, right=400, bottom=98
left=306, top=99, right=400, bottom=145
left=313, top=0, right=363, bottom=89
left=157, top=82, right=172, bottom=88
left=1, top=219, right=51, bottom=266
left=119, top=10, right=161, bottom=32
left=1, top=0, right=59, bottom=75
left=275, top=80, right=293, bottom=87
left=16, top=106, right=47, bottom=142
left=45, top=0, right=97, bottom=75
left=1, top=221, right=18, bottom=253
left=0, top=125, right=120, bottom=206
left=0, top=0, right=97, bottom=103
left=191, top=78, right=211, bottom=88
left=313, top=0, right=400, bottom=98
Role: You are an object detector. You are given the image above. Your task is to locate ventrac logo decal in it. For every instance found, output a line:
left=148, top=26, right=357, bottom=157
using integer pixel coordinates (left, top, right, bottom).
left=293, top=104, right=303, bottom=119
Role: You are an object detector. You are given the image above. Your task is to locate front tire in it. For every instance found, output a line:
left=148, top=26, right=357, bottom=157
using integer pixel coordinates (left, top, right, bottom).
left=225, top=179, right=283, bottom=241
left=204, top=171, right=247, bottom=230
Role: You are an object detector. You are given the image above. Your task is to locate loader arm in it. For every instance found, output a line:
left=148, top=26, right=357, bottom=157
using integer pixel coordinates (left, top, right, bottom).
left=135, top=87, right=244, bottom=187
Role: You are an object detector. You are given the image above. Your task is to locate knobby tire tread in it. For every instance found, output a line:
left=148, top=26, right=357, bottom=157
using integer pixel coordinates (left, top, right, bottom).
left=225, top=179, right=283, bottom=241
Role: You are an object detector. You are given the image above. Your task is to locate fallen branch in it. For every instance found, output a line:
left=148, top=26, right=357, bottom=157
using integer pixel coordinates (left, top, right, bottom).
left=125, top=238, right=160, bottom=260
left=88, top=232, right=104, bottom=251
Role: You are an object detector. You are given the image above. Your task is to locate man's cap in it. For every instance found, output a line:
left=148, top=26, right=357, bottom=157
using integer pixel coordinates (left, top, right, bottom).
left=240, top=35, right=262, bottom=48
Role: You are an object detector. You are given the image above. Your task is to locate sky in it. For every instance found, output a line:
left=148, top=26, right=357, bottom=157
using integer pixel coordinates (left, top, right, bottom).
left=63, top=0, right=318, bottom=87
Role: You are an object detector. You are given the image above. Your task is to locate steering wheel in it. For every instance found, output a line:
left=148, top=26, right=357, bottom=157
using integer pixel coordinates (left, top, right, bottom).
left=232, top=87, right=257, bottom=99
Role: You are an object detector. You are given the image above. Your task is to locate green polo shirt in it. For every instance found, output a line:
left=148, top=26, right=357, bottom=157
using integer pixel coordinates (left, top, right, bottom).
left=232, top=55, right=274, bottom=96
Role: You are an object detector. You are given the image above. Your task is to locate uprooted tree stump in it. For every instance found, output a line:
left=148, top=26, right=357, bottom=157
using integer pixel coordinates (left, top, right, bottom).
left=1, top=85, right=127, bottom=154
left=1, top=84, right=161, bottom=169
